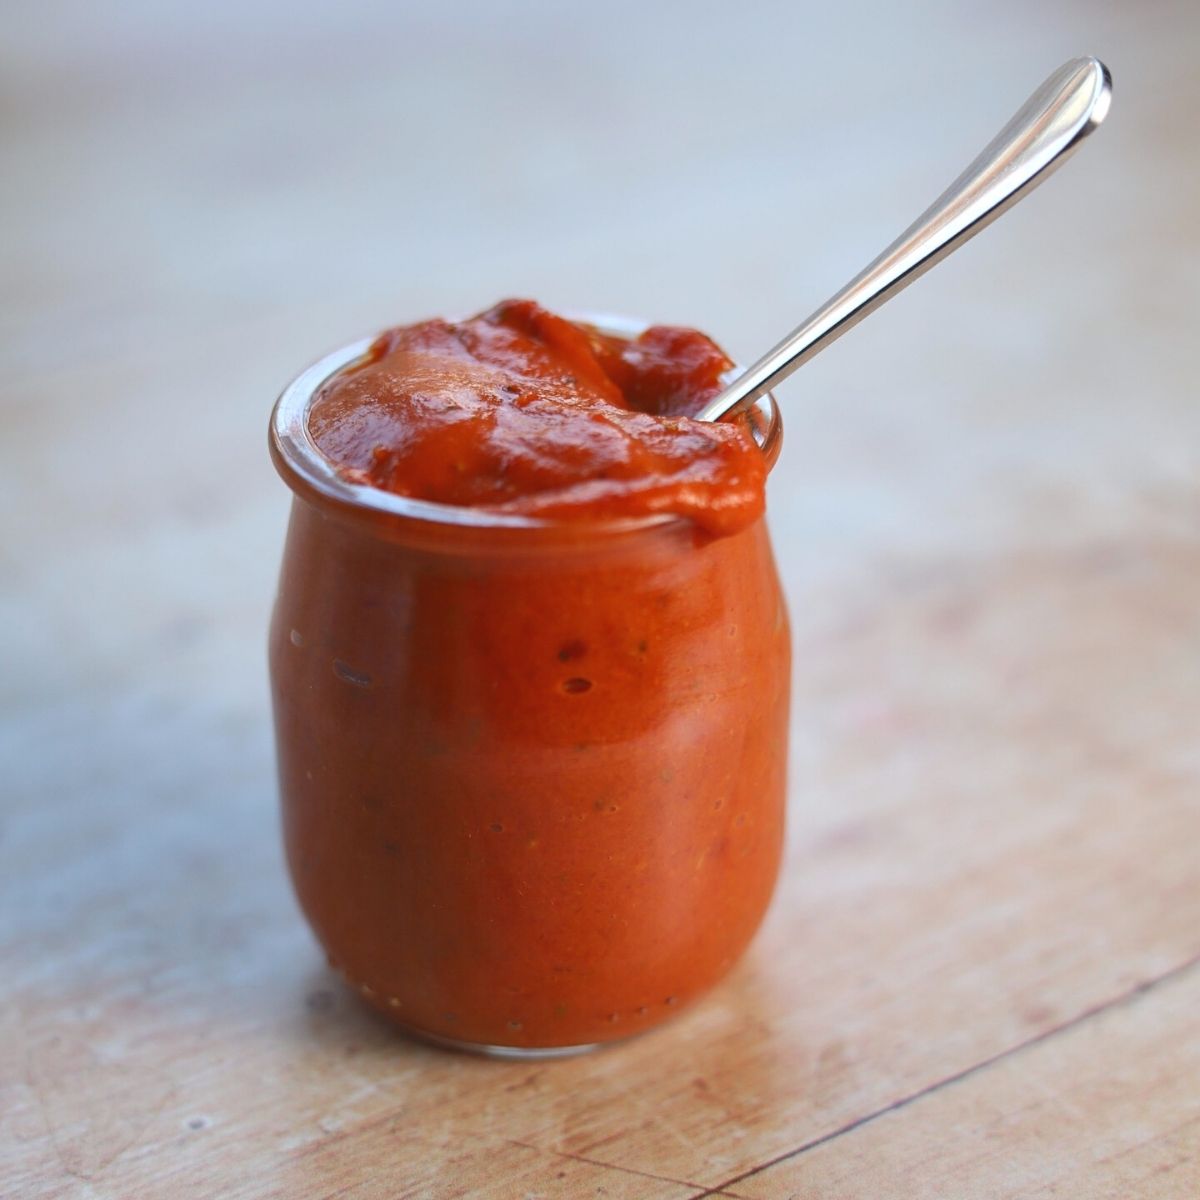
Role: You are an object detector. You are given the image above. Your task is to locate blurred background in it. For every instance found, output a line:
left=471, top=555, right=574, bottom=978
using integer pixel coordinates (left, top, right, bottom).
left=3, top=0, right=1199, bottom=1191
left=4, top=0, right=1197, bottom=714
left=5, top=0, right=1197, bottom=829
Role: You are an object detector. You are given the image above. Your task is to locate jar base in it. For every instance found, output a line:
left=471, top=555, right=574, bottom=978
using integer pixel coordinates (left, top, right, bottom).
left=405, top=1025, right=605, bottom=1060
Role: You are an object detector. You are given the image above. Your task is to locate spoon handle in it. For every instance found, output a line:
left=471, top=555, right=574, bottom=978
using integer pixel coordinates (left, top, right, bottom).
left=698, top=56, right=1112, bottom=423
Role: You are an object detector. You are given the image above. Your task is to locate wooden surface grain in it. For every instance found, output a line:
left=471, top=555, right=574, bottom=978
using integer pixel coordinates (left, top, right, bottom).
left=3, top=2, right=1199, bottom=1197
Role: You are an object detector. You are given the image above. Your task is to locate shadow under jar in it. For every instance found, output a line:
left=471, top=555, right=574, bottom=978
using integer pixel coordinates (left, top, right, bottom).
left=268, top=319, right=791, bottom=1057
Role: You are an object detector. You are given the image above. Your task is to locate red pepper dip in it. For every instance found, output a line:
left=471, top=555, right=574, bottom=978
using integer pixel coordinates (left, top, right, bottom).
left=269, top=300, right=790, bottom=1054
left=308, top=299, right=766, bottom=535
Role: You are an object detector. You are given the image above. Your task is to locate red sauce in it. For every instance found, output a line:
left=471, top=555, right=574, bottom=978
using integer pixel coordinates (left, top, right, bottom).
left=269, top=305, right=789, bottom=1053
left=308, top=299, right=765, bottom=536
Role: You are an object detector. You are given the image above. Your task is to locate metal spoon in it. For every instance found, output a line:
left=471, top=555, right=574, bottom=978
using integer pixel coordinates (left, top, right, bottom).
left=697, top=56, right=1112, bottom=423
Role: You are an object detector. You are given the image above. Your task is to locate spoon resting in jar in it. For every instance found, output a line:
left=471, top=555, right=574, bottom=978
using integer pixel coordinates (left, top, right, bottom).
left=698, top=56, right=1112, bottom=423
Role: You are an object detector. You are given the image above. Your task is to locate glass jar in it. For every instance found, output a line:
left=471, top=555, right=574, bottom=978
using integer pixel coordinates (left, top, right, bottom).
left=268, top=318, right=790, bottom=1057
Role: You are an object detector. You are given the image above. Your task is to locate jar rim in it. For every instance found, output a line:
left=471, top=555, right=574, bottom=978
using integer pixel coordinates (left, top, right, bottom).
left=268, top=312, right=783, bottom=542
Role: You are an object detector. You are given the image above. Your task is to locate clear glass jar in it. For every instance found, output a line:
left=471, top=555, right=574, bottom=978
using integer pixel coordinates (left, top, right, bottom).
left=268, top=319, right=790, bottom=1057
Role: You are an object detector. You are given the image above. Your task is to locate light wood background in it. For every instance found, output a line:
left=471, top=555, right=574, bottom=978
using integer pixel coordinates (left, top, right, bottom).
left=3, top=1, right=1199, bottom=1197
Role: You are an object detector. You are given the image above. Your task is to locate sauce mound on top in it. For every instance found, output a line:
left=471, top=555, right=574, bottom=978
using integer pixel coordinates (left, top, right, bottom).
left=308, top=299, right=766, bottom=535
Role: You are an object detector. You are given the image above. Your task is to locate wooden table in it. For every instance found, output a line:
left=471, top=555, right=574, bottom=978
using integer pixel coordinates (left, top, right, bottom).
left=4, top=2, right=1198, bottom=1196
